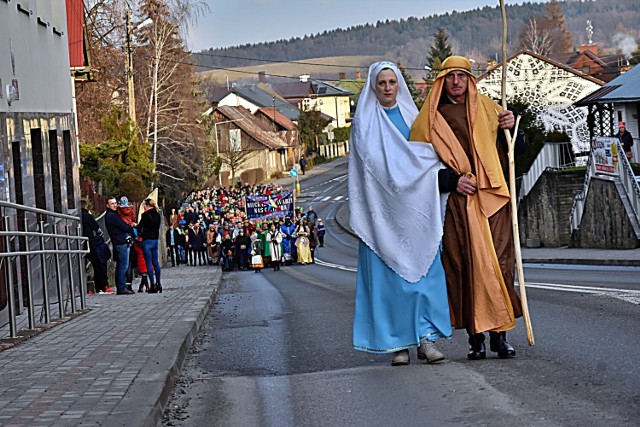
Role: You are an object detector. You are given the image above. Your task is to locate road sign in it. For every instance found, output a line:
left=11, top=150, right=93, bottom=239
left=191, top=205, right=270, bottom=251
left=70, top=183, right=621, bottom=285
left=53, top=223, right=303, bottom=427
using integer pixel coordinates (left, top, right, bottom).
left=290, top=169, right=298, bottom=178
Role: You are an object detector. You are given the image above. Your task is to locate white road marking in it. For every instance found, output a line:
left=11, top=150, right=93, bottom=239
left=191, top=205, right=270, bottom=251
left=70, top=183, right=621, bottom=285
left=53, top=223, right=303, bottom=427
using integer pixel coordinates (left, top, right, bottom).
left=313, top=259, right=640, bottom=305
left=322, top=196, right=331, bottom=201
left=334, top=196, right=344, bottom=201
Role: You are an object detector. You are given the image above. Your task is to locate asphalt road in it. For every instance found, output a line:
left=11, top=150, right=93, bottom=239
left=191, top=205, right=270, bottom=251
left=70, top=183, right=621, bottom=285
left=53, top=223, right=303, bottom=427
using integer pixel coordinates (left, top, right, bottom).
left=163, top=158, right=640, bottom=426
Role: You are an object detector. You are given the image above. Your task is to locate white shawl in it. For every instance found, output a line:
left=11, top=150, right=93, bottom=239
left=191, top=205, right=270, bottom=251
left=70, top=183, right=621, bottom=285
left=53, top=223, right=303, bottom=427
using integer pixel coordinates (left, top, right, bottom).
left=348, top=61, right=448, bottom=283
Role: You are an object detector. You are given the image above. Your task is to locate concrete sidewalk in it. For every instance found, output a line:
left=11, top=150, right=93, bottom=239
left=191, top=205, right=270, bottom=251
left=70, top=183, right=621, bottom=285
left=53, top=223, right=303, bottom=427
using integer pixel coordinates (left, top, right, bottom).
left=0, top=264, right=221, bottom=427
left=335, top=203, right=640, bottom=267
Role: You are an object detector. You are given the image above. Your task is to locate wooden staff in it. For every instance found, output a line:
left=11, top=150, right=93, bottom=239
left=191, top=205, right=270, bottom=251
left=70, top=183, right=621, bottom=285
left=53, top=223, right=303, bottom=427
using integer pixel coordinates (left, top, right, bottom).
left=500, top=0, right=535, bottom=346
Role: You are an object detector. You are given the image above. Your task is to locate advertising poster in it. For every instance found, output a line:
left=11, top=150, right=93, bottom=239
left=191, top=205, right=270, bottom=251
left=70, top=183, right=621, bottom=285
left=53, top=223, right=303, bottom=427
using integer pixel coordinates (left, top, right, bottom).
left=592, top=136, right=619, bottom=173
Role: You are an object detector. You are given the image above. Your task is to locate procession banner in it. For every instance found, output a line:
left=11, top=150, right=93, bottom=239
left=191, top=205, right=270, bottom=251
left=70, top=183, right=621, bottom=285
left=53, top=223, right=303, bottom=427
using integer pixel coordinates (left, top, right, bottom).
left=245, top=192, right=294, bottom=220
left=592, top=136, right=619, bottom=174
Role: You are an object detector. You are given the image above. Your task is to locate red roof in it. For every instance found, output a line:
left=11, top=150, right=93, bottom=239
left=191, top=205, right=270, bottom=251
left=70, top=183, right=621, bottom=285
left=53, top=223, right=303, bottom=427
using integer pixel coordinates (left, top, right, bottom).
left=256, top=107, right=297, bottom=131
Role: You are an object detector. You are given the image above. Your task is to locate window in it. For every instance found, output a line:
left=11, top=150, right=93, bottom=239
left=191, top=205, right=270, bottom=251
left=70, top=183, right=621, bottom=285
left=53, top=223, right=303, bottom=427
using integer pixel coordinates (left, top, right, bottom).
left=63, top=130, right=75, bottom=209
left=31, top=128, right=47, bottom=211
left=229, top=129, right=242, bottom=152
left=48, top=130, right=62, bottom=212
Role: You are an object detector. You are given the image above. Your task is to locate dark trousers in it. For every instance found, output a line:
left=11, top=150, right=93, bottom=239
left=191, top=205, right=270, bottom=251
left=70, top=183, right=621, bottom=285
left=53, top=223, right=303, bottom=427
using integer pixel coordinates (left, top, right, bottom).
left=167, top=245, right=178, bottom=266
left=87, top=252, right=108, bottom=292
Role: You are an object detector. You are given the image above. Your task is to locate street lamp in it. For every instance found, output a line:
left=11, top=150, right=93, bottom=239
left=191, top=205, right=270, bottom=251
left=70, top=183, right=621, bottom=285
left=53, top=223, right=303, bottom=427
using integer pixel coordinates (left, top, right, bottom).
left=213, top=118, right=247, bottom=185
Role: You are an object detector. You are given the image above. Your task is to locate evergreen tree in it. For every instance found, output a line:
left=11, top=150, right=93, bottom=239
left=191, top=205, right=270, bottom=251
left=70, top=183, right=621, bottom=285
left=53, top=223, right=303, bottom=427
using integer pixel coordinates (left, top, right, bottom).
left=426, top=28, right=453, bottom=74
left=298, top=109, right=331, bottom=155
left=542, top=0, right=573, bottom=53
left=397, top=63, right=424, bottom=109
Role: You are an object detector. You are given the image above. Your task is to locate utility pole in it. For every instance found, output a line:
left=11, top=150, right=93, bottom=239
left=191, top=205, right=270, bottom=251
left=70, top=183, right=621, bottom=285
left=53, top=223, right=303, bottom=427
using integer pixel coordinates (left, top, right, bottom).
left=125, top=8, right=136, bottom=125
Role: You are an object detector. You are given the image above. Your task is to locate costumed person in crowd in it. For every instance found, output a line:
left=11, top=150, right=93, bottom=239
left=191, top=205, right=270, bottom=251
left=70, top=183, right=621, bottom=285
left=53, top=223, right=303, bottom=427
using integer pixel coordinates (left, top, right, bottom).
left=235, top=229, right=251, bottom=270
left=281, top=216, right=296, bottom=263
left=221, top=233, right=235, bottom=271
left=138, top=198, right=162, bottom=293
left=295, top=219, right=312, bottom=265
left=104, top=197, right=135, bottom=295
left=266, top=223, right=283, bottom=271
left=316, top=218, right=325, bottom=247
left=250, top=233, right=264, bottom=273
left=258, top=225, right=271, bottom=267
left=206, top=224, right=221, bottom=265
left=349, top=61, right=452, bottom=366
left=616, top=121, right=634, bottom=159
left=81, top=200, right=111, bottom=294
left=308, top=223, right=318, bottom=263
left=410, top=55, right=524, bottom=360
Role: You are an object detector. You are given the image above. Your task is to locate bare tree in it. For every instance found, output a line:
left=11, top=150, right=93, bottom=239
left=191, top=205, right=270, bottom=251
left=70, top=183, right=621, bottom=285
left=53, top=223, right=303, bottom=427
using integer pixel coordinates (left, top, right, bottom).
left=518, top=17, right=552, bottom=56
left=218, top=129, right=258, bottom=187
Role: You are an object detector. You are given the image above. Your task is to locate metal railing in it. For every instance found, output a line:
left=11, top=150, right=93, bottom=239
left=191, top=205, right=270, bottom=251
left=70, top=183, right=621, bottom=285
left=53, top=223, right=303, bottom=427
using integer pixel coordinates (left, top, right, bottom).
left=569, top=152, right=596, bottom=232
left=519, top=141, right=575, bottom=202
left=614, top=140, right=640, bottom=237
left=0, top=201, right=88, bottom=339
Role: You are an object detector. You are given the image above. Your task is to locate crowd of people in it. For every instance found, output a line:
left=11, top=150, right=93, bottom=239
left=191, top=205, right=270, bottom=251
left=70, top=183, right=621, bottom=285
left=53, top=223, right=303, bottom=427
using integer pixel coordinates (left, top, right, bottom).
left=83, top=184, right=328, bottom=296
left=166, top=185, right=326, bottom=272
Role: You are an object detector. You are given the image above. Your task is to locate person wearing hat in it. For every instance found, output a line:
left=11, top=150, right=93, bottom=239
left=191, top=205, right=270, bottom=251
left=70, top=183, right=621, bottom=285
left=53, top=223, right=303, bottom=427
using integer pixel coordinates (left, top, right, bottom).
left=616, top=121, right=634, bottom=159
left=411, top=56, right=525, bottom=360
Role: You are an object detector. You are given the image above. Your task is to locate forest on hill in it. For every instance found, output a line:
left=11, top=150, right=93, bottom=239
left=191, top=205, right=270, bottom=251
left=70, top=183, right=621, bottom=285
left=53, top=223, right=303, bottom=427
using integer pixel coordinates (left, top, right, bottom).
left=193, top=0, right=639, bottom=72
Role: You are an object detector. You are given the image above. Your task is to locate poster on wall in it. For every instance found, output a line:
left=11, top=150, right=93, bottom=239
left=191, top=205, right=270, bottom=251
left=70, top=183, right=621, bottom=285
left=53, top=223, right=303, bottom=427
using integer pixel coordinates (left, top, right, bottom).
left=592, top=136, right=619, bottom=174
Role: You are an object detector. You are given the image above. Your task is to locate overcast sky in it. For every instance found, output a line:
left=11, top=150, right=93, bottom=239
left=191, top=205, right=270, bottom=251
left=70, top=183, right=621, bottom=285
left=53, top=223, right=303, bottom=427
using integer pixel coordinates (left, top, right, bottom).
left=187, top=0, right=551, bottom=51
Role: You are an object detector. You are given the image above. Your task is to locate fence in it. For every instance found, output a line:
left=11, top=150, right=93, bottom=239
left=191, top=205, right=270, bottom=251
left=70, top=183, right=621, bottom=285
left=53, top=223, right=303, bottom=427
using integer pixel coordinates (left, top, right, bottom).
left=0, top=202, right=88, bottom=339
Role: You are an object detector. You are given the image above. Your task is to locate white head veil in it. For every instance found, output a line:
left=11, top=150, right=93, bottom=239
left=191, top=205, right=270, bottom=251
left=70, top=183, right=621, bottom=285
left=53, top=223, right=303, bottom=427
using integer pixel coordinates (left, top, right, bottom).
left=348, top=61, right=448, bottom=283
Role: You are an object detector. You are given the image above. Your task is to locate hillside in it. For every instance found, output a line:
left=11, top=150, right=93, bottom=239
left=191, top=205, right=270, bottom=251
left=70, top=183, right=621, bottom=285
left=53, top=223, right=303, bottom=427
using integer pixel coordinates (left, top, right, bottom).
left=194, top=0, right=639, bottom=74
left=198, top=55, right=384, bottom=84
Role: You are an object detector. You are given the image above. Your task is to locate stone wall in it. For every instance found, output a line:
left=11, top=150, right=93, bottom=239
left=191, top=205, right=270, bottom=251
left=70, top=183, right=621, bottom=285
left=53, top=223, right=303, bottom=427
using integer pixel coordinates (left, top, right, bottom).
left=518, top=170, right=584, bottom=247
left=570, top=177, right=639, bottom=249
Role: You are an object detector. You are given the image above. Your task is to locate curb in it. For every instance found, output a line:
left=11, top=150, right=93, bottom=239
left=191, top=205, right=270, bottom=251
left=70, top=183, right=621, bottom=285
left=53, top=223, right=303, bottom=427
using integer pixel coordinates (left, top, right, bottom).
left=105, top=268, right=223, bottom=427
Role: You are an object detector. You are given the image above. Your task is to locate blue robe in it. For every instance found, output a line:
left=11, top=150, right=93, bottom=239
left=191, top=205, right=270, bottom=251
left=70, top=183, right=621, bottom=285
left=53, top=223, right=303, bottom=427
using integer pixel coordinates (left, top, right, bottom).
left=353, top=105, right=452, bottom=354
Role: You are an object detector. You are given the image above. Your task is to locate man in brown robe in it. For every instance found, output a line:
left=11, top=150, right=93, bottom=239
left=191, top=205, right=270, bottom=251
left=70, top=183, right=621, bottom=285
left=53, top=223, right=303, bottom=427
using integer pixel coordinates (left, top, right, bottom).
left=410, top=56, right=524, bottom=360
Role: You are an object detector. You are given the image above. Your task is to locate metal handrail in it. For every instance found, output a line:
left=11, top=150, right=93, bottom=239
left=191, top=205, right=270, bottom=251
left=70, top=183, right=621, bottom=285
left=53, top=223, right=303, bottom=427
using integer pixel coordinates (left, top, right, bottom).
left=569, top=151, right=594, bottom=231
left=0, top=203, right=86, bottom=340
left=614, top=140, right=640, bottom=234
left=519, top=141, right=575, bottom=202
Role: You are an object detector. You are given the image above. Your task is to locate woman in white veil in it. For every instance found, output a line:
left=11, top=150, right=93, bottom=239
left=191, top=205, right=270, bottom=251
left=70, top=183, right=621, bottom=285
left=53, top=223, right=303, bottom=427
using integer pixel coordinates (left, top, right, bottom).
left=349, top=61, right=452, bottom=365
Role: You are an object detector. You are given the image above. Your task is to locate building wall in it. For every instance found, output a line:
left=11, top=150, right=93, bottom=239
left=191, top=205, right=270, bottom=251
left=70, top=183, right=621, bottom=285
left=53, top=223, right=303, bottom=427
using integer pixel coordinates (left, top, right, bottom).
left=0, top=0, right=73, bottom=114
left=218, top=94, right=259, bottom=114
left=306, top=95, right=351, bottom=128
left=0, top=0, right=82, bottom=326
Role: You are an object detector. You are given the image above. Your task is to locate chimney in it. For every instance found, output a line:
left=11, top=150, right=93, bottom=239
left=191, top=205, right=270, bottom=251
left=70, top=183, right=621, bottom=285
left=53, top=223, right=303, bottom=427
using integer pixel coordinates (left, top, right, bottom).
left=258, top=71, right=267, bottom=83
left=339, top=72, right=346, bottom=80
left=620, top=64, right=632, bottom=74
left=299, top=74, right=310, bottom=82
left=355, top=71, right=362, bottom=79
left=578, top=44, right=600, bottom=55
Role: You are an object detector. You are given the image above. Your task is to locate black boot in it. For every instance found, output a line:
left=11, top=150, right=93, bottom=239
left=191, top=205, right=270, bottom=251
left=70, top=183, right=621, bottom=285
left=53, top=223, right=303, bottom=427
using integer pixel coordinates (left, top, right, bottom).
left=157, top=283, right=162, bottom=293
left=468, top=333, right=486, bottom=360
left=489, top=331, right=516, bottom=359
